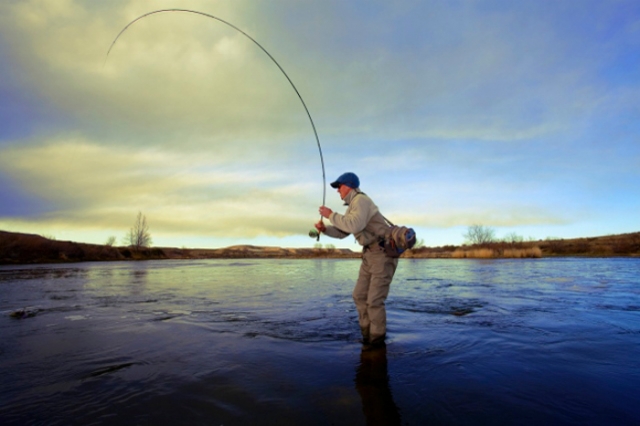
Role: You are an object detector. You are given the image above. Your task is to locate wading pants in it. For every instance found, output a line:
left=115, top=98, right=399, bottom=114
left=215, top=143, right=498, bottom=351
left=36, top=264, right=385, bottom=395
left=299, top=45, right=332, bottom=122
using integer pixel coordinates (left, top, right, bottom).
left=353, top=243, right=398, bottom=342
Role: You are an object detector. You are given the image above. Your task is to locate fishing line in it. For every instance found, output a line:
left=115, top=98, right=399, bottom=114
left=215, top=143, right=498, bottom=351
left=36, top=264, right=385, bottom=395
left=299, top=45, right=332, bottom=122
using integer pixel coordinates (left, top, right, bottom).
left=105, top=9, right=327, bottom=224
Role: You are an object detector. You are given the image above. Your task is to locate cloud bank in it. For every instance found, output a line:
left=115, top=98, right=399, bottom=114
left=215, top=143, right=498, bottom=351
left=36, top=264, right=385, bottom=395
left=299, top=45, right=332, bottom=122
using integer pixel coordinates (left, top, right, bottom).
left=1, top=0, right=639, bottom=247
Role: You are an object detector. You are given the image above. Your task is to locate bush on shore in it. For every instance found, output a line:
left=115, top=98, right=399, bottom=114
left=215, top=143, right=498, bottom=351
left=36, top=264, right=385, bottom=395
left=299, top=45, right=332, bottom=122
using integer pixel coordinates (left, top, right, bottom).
left=451, top=247, right=542, bottom=258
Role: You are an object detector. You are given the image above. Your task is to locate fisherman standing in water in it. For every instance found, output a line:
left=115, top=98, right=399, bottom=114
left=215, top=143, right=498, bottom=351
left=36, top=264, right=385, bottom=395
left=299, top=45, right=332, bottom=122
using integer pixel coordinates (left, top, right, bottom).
left=315, top=172, right=398, bottom=348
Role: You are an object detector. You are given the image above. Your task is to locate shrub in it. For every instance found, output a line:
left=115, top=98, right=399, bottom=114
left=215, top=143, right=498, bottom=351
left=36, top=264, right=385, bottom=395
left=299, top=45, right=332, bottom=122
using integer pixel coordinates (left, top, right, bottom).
left=452, top=248, right=495, bottom=258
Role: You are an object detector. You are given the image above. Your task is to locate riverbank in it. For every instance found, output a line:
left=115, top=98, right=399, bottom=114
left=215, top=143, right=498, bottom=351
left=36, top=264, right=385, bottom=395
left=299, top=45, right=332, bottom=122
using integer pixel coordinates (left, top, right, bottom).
left=1, top=229, right=639, bottom=264
left=0, top=230, right=360, bottom=264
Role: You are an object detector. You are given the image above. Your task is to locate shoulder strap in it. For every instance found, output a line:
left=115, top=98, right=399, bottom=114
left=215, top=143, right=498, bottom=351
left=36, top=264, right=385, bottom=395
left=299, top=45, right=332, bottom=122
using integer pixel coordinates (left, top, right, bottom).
left=381, top=215, right=395, bottom=227
left=353, top=191, right=395, bottom=227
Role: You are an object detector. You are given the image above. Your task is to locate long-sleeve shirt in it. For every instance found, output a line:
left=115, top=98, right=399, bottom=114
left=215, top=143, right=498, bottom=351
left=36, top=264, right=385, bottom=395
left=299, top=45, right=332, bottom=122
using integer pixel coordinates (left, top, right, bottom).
left=323, top=189, right=391, bottom=247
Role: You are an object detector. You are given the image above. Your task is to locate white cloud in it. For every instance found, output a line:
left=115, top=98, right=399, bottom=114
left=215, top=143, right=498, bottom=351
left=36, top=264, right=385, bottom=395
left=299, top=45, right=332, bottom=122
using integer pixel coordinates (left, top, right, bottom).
left=0, top=137, right=320, bottom=237
left=1, top=0, right=617, bottom=148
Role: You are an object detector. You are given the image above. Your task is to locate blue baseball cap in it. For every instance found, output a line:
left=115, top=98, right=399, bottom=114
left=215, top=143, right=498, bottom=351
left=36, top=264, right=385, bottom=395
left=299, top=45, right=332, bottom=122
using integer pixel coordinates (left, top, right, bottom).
left=330, top=172, right=360, bottom=189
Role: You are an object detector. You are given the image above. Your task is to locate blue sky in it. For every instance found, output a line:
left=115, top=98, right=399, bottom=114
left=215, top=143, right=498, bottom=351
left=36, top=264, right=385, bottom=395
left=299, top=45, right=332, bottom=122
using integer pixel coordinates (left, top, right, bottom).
left=0, top=0, right=638, bottom=250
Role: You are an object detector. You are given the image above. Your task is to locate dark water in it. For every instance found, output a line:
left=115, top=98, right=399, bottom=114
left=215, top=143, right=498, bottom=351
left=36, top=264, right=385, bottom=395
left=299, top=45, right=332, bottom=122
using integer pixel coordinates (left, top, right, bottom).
left=1, top=258, right=639, bottom=425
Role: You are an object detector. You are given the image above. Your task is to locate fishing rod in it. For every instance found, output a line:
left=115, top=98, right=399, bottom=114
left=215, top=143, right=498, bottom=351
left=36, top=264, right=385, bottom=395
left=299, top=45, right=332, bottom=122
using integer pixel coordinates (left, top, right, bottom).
left=105, top=9, right=326, bottom=240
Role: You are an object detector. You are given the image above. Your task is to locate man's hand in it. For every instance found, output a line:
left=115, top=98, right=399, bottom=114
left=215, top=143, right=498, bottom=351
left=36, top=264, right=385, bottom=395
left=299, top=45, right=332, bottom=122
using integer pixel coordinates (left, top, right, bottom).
left=314, top=220, right=326, bottom=233
left=319, top=206, right=333, bottom=218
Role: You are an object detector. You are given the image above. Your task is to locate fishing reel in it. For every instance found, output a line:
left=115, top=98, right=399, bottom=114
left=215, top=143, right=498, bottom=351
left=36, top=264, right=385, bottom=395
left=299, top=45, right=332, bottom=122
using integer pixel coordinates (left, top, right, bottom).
left=309, top=229, right=320, bottom=241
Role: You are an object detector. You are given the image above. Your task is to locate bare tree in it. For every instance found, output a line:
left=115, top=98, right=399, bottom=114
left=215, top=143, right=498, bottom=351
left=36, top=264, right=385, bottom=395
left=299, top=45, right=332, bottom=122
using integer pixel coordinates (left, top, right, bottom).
left=105, top=236, right=117, bottom=247
left=126, top=212, right=152, bottom=250
left=464, top=224, right=496, bottom=245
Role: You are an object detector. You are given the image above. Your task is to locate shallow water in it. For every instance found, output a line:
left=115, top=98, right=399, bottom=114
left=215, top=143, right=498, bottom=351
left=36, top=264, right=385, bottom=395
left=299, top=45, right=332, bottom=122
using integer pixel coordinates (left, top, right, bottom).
left=1, top=258, right=639, bottom=425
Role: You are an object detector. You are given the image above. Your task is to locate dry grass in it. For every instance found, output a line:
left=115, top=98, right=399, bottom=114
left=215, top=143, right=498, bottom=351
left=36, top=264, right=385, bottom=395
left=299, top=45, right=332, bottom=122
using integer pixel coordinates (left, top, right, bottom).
left=408, top=231, right=639, bottom=259
left=503, top=247, right=542, bottom=258
left=451, top=246, right=542, bottom=259
left=538, top=232, right=640, bottom=256
left=452, top=248, right=495, bottom=258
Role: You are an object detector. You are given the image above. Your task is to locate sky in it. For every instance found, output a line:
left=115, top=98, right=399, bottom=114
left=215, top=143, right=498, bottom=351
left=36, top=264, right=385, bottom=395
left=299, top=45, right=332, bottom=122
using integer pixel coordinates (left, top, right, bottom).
left=0, top=0, right=639, bottom=250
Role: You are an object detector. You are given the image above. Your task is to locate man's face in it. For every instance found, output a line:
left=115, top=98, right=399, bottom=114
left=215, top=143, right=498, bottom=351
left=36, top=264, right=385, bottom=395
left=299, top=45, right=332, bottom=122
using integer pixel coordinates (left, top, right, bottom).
left=337, top=184, right=352, bottom=200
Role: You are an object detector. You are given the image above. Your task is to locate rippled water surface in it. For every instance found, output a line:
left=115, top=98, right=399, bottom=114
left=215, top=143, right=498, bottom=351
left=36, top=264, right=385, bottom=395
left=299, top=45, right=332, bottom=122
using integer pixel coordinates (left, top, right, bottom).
left=1, top=258, right=639, bottom=425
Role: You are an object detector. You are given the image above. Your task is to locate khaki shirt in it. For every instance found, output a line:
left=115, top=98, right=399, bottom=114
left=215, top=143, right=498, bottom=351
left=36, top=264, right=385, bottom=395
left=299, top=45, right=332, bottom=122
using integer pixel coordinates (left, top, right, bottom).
left=324, top=189, right=390, bottom=247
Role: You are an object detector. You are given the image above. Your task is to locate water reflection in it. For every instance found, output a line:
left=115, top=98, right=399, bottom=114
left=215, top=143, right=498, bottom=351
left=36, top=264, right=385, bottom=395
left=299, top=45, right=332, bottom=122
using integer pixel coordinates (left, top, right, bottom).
left=355, top=344, right=402, bottom=426
left=128, top=264, right=148, bottom=296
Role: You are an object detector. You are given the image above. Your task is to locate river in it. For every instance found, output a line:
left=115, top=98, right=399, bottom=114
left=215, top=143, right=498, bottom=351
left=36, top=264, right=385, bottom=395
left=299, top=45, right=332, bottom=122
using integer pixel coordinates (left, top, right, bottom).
left=1, top=258, right=639, bottom=425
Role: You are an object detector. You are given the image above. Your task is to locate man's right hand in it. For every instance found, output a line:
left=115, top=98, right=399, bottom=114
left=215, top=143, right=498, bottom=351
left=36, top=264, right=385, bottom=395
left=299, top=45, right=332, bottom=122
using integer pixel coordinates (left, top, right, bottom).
left=315, top=221, right=326, bottom=233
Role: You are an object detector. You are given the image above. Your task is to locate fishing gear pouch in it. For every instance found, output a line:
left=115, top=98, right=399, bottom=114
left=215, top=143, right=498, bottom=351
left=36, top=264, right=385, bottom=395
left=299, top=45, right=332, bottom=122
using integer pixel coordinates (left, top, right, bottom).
left=383, top=226, right=417, bottom=258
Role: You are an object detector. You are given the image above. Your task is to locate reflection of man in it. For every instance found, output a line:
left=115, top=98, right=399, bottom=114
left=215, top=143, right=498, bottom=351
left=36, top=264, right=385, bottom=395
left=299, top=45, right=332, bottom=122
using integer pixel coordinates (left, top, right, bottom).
left=355, top=345, right=402, bottom=425
left=315, top=172, right=398, bottom=348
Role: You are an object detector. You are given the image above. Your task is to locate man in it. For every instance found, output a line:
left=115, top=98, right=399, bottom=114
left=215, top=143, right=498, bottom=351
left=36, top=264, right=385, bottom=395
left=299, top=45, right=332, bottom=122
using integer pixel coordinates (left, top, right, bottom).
left=315, top=172, right=398, bottom=348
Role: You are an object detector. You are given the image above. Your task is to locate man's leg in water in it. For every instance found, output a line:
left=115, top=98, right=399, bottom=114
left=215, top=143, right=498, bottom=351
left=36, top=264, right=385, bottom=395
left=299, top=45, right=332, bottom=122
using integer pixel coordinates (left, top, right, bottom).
left=366, top=250, right=398, bottom=344
left=354, top=256, right=372, bottom=342
left=354, top=247, right=398, bottom=344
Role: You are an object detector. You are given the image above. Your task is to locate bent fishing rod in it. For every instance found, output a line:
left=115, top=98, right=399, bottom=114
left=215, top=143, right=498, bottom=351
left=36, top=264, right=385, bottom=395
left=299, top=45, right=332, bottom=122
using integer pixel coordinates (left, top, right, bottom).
left=105, top=9, right=326, bottom=240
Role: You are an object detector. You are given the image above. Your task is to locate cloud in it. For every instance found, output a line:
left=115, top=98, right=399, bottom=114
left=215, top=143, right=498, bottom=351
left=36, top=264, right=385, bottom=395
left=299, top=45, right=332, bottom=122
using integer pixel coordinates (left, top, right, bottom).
left=0, top=135, right=571, bottom=237
left=275, top=1, right=611, bottom=144
left=1, top=0, right=639, bottom=246
left=0, top=0, right=323, bottom=149
left=397, top=207, right=571, bottom=229
left=0, top=137, right=320, bottom=237
left=1, top=0, right=622, bottom=149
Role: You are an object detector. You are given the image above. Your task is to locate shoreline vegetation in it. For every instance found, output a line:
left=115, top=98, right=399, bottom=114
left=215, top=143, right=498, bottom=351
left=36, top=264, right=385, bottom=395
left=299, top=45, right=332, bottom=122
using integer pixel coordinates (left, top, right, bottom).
left=1, top=229, right=639, bottom=265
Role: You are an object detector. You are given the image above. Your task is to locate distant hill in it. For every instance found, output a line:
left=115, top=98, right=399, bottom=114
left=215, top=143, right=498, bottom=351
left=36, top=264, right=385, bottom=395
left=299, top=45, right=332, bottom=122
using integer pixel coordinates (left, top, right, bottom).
left=0, top=230, right=165, bottom=264
left=1, top=229, right=638, bottom=265
left=0, top=230, right=358, bottom=264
